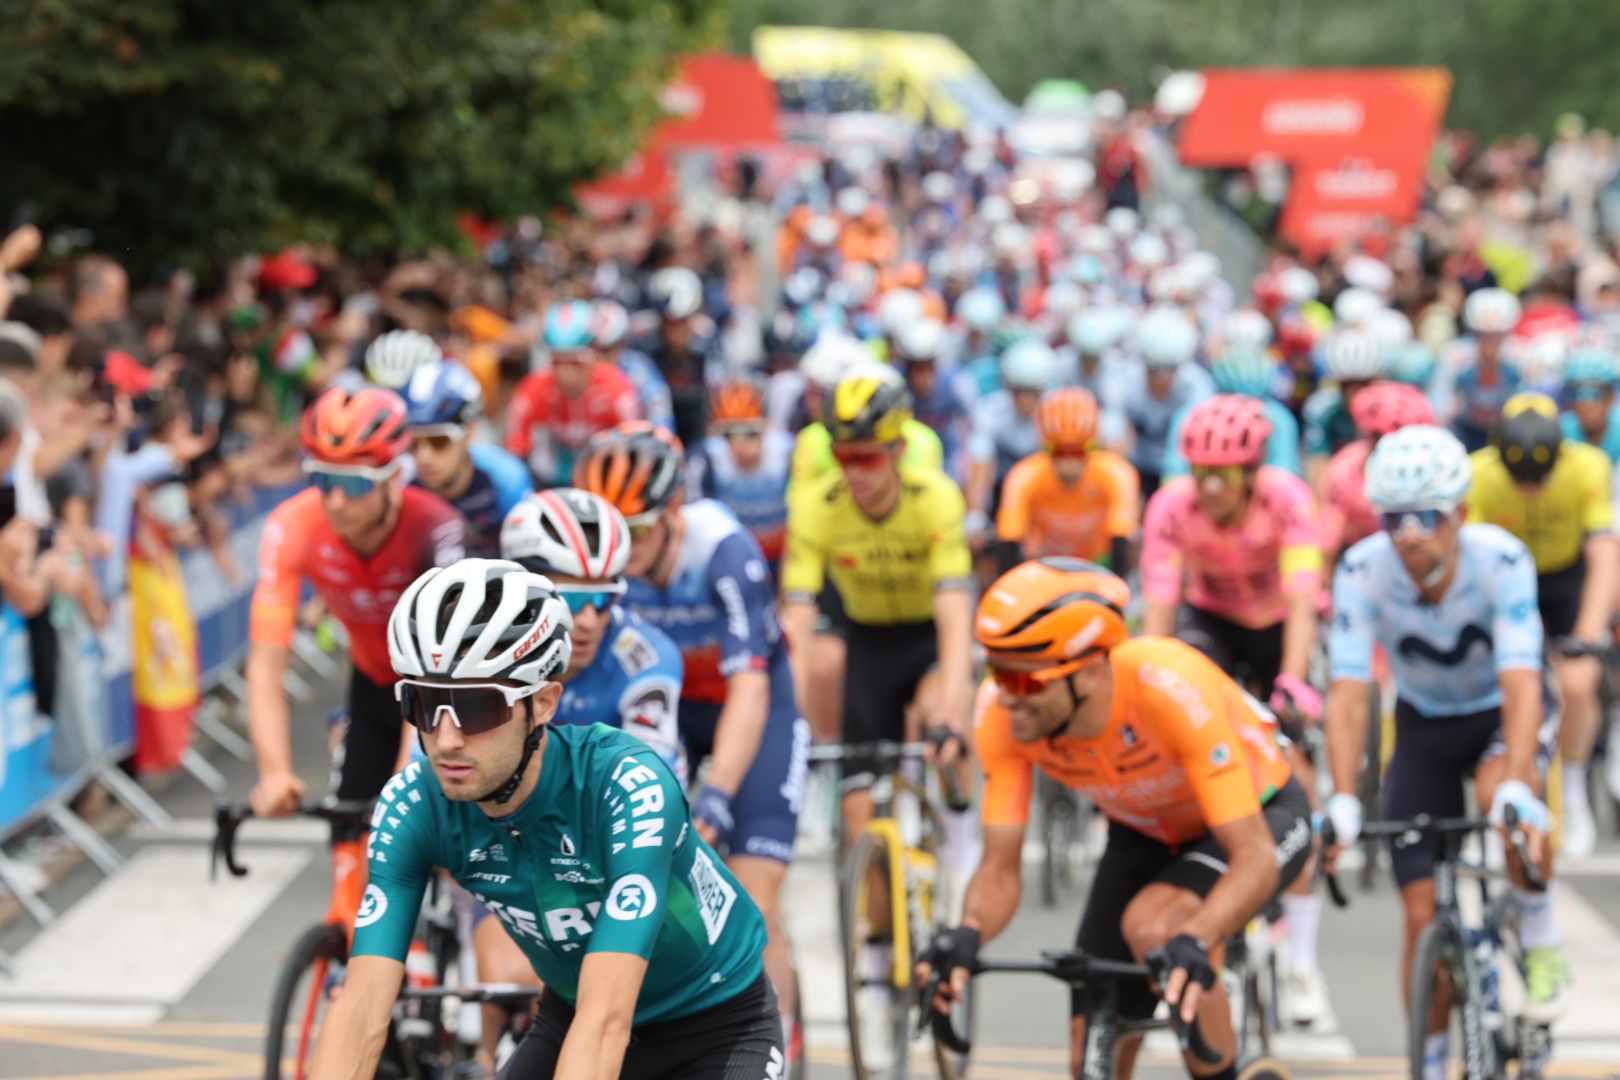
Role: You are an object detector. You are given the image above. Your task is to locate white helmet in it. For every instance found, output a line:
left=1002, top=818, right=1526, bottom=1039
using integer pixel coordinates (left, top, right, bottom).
left=1129, top=233, right=1170, bottom=270
left=1137, top=306, right=1199, bottom=368
left=1105, top=206, right=1139, bottom=239
left=1042, top=281, right=1084, bottom=323
left=957, top=287, right=1006, bottom=332
left=1180, top=251, right=1222, bottom=291
left=1146, top=265, right=1187, bottom=303
left=895, top=317, right=947, bottom=362
left=805, top=214, right=840, bottom=247
left=1322, top=329, right=1386, bottom=381
left=1367, top=307, right=1414, bottom=350
left=1068, top=307, right=1132, bottom=355
left=1279, top=266, right=1319, bottom=304
left=365, top=330, right=442, bottom=390
left=649, top=267, right=703, bottom=320
left=1078, top=224, right=1115, bottom=256
left=992, top=222, right=1028, bottom=257
left=1221, top=309, right=1274, bottom=353
left=388, top=560, right=573, bottom=685
left=1364, top=425, right=1472, bottom=511
left=922, top=171, right=956, bottom=203
left=1516, top=333, right=1568, bottom=386
left=1464, top=287, right=1522, bottom=335
left=837, top=261, right=878, bottom=307
left=501, top=489, right=631, bottom=581
left=835, top=186, right=870, bottom=218
left=1001, top=338, right=1059, bottom=390
left=1332, top=286, right=1384, bottom=328
left=878, top=288, right=925, bottom=337
left=800, top=334, right=869, bottom=390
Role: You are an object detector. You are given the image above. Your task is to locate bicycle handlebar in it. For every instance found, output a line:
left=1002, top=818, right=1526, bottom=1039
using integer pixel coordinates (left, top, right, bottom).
left=1321, top=809, right=1543, bottom=909
left=210, top=800, right=373, bottom=880
left=805, top=740, right=929, bottom=765
left=921, top=949, right=1222, bottom=1065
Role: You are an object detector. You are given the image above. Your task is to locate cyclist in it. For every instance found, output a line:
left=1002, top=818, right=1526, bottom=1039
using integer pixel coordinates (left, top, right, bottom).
left=994, top=387, right=1139, bottom=572
left=1303, top=328, right=1386, bottom=486
left=1163, top=348, right=1301, bottom=479
left=1465, top=392, right=1618, bottom=856
left=1064, top=307, right=1134, bottom=445
left=780, top=370, right=975, bottom=856
left=1118, top=307, right=1213, bottom=499
left=593, top=299, right=675, bottom=431
left=964, top=337, right=1057, bottom=545
left=574, top=421, right=807, bottom=1040
left=641, top=267, right=718, bottom=449
left=789, top=339, right=943, bottom=488
left=310, top=561, right=781, bottom=1079
left=1319, top=381, right=1437, bottom=565
left=894, top=316, right=972, bottom=478
left=364, top=328, right=443, bottom=391
left=401, top=361, right=531, bottom=558
left=506, top=299, right=640, bottom=487
left=1559, top=346, right=1620, bottom=462
left=1446, top=286, right=1523, bottom=453
left=921, top=559, right=1311, bottom=1080
left=246, top=388, right=466, bottom=917
left=1322, top=424, right=1567, bottom=1057
left=686, top=378, right=794, bottom=570
left=1140, top=394, right=1328, bottom=1018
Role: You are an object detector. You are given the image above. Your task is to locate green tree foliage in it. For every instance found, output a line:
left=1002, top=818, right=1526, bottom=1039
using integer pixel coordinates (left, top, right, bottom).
left=730, top=0, right=1620, bottom=140
left=0, top=0, right=721, bottom=271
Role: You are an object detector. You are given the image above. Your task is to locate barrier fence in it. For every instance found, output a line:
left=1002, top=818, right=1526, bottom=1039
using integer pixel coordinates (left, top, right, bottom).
left=0, top=482, right=328, bottom=973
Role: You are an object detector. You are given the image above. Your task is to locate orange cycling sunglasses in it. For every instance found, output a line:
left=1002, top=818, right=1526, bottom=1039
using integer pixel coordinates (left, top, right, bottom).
left=986, top=654, right=1097, bottom=697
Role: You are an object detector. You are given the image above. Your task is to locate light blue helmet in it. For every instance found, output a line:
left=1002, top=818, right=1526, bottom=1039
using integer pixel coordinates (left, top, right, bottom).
left=1364, top=424, right=1472, bottom=511
left=1067, top=308, right=1131, bottom=356
left=543, top=300, right=597, bottom=352
left=1384, top=342, right=1439, bottom=388
left=1070, top=254, right=1107, bottom=286
left=1136, top=306, right=1199, bottom=368
left=958, top=287, right=1006, bottom=332
left=403, top=361, right=484, bottom=428
left=1564, top=347, right=1620, bottom=387
left=1210, top=350, right=1276, bottom=398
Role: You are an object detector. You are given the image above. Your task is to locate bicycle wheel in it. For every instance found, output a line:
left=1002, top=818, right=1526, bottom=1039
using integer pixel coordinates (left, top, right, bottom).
left=264, top=923, right=347, bottom=1080
left=1039, top=775, right=1079, bottom=908
left=842, top=831, right=911, bottom=1080
left=1408, top=921, right=1493, bottom=1080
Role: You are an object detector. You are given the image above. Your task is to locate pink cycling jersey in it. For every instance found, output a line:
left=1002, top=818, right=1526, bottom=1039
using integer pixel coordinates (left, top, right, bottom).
left=1319, top=438, right=1378, bottom=557
left=1141, top=466, right=1323, bottom=629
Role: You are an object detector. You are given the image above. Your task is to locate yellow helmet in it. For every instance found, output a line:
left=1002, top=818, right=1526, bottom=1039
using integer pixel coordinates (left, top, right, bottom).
left=824, top=365, right=912, bottom=443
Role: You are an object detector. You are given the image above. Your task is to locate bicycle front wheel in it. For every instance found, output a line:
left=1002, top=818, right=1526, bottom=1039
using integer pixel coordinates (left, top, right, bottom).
left=265, top=923, right=347, bottom=1080
left=841, top=830, right=911, bottom=1080
left=1408, top=921, right=1494, bottom=1080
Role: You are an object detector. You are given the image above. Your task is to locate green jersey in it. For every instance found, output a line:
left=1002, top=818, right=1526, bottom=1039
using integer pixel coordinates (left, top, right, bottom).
left=352, top=723, right=766, bottom=1025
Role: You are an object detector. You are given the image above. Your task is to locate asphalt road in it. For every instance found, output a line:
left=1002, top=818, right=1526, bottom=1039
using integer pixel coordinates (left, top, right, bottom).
left=5, top=681, right=1620, bottom=1080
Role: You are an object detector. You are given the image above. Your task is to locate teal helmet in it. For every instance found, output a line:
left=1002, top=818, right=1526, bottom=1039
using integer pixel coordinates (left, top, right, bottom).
left=1210, top=350, right=1277, bottom=398
left=1564, top=347, right=1619, bottom=387
left=1384, top=341, right=1440, bottom=389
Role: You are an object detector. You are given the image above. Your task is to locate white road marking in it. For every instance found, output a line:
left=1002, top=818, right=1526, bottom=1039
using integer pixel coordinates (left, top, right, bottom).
left=0, top=1002, right=164, bottom=1025
left=0, top=846, right=309, bottom=1008
left=129, top=817, right=331, bottom=845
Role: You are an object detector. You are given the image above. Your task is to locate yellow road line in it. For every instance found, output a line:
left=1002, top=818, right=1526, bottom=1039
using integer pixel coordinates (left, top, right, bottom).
left=0, top=1025, right=260, bottom=1069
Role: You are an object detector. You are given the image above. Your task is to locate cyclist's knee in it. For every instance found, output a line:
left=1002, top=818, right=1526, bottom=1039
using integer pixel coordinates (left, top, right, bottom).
left=1398, top=881, right=1437, bottom=942
left=1119, top=887, right=1198, bottom=958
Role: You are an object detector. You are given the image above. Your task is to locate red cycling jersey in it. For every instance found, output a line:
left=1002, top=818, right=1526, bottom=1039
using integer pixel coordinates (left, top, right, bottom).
left=250, top=486, right=467, bottom=686
left=505, top=362, right=641, bottom=486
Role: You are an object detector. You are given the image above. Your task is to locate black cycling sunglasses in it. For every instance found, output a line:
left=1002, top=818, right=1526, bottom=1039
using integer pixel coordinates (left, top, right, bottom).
left=395, top=680, right=548, bottom=736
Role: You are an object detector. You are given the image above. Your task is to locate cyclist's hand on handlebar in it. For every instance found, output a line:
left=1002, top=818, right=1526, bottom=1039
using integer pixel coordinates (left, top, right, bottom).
left=1269, top=674, right=1322, bottom=726
left=250, top=770, right=306, bottom=819
left=1320, top=793, right=1362, bottom=874
left=1490, top=779, right=1549, bottom=866
left=916, top=926, right=980, bottom=1014
left=925, top=725, right=966, bottom=768
left=1147, top=934, right=1216, bottom=1025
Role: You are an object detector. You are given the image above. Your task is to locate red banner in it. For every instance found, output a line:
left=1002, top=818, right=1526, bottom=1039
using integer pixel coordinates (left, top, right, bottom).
left=1277, top=156, right=1426, bottom=255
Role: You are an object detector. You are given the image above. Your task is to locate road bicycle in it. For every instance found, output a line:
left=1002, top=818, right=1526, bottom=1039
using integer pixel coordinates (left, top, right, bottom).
left=809, top=739, right=971, bottom=1080
left=923, top=946, right=1292, bottom=1080
left=1037, top=770, right=1093, bottom=908
left=1224, top=901, right=1284, bottom=1064
left=212, top=802, right=537, bottom=1080
left=1323, top=810, right=1551, bottom=1080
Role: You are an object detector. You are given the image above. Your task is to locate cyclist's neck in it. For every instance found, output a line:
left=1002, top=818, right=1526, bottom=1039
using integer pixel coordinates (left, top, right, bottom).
left=478, top=725, right=548, bottom=819
left=646, top=513, right=686, bottom=590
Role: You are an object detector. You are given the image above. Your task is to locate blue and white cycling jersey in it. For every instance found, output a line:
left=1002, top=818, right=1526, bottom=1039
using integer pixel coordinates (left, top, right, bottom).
left=1330, top=524, right=1543, bottom=717
left=617, top=347, right=675, bottom=431
left=1162, top=396, right=1302, bottom=479
left=1118, top=363, right=1215, bottom=478
left=554, top=606, right=686, bottom=782
left=1561, top=407, right=1620, bottom=464
left=967, top=391, right=1043, bottom=484
left=415, top=442, right=532, bottom=558
left=686, top=431, right=794, bottom=566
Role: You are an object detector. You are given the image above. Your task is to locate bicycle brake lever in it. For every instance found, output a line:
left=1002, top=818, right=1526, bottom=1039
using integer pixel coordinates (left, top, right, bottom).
left=1173, top=1009, right=1224, bottom=1065
left=1502, top=805, right=1547, bottom=892
left=212, top=804, right=251, bottom=880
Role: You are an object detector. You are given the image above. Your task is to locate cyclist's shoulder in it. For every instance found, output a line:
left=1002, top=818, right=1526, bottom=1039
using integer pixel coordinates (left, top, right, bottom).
left=788, top=464, right=849, bottom=510
left=1554, top=439, right=1612, bottom=486
left=468, top=441, right=531, bottom=485
left=399, top=483, right=464, bottom=526
left=1458, top=521, right=1535, bottom=568
left=371, top=760, right=450, bottom=864
left=1252, top=464, right=1315, bottom=507
left=1112, top=637, right=1234, bottom=720
left=1002, top=452, right=1055, bottom=493
left=602, top=607, right=683, bottom=678
left=266, top=485, right=324, bottom=527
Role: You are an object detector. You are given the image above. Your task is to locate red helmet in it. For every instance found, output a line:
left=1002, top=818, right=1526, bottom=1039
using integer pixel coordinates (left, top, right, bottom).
left=1180, top=394, right=1272, bottom=467
left=1350, top=381, right=1436, bottom=438
left=300, top=387, right=410, bottom=467
left=1275, top=316, right=1316, bottom=360
left=1252, top=273, right=1287, bottom=312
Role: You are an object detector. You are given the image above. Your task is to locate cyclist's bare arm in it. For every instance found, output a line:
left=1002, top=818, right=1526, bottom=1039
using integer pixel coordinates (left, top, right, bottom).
left=1141, top=598, right=1176, bottom=638
left=959, top=822, right=1025, bottom=942
left=964, top=458, right=994, bottom=533
left=1278, top=589, right=1317, bottom=684
left=1177, top=812, right=1280, bottom=948
left=308, top=955, right=403, bottom=1080
left=779, top=599, right=818, bottom=715
left=705, top=670, right=770, bottom=796
left=555, top=951, right=648, bottom=1079
left=1497, top=667, right=1545, bottom=790
left=930, top=587, right=975, bottom=740
left=1575, top=533, right=1619, bottom=640
left=246, top=641, right=304, bottom=817
left=1324, top=678, right=1372, bottom=800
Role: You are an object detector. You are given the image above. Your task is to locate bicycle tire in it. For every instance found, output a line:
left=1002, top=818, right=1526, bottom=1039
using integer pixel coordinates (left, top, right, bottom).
left=841, top=830, right=911, bottom=1080
left=1408, top=921, right=1493, bottom=1080
left=1236, top=1059, right=1295, bottom=1080
left=1040, top=776, right=1078, bottom=908
left=931, top=962, right=974, bottom=1080
left=264, top=922, right=347, bottom=1080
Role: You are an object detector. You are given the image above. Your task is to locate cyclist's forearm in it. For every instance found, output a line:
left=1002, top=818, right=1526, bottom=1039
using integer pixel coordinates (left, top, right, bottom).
left=309, top=957, right=402, bottom=1080
left=1498, top=667, right=1544, bottom=786
left=964, top=459, right=994, bottom=516
left=1279, top=590, right=1317, bottom=682
left=705, top=670, right=769, bottom=794
left=557, top=953, right=643, bottom=1080
left=1324, top=679, right=1371, bottom=797
left=932, top=587, right=975, bottom=725
left=1181, top=834, right=1277, bottom=948
left=780, top=600, right=817, bottom=711
left=1141, top=599, right=1175, bottom=639
left=959, top=863, right=1022, bottom=943
left=246, top=643, right=295, bottom=775
left=1574, top=534, right=1619, bottom=640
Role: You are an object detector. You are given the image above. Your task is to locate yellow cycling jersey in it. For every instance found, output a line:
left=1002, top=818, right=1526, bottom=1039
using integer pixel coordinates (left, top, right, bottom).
left=1467, top=441, right=1614, bottom=573
left=782, top=462, right=971, bottom=625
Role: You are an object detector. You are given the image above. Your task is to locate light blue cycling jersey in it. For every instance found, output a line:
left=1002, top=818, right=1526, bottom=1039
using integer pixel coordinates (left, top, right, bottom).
left=1162, top=396, right=1302, bottom=479
left=1117, top=364, right=1214, bottom=478
left=617, top=348, right=675, bottom=431
left=967, top=390, right=1044, bottom=483
left=1330, top=523, right=1543, bottom=716
left=556, top=606, right=686, bottom=781
left=1561, top=407, right=1620, bottom=464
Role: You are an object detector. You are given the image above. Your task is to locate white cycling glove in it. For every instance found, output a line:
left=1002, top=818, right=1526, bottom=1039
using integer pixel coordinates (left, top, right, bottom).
left=1490, top=779, right=1550, bottom=832
left=1325, top=792, right=1363, bottom=847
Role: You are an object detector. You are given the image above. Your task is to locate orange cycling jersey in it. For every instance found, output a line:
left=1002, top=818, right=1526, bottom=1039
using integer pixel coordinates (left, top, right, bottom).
left=996, top=449, right=1140, bottom=562
left=976, top=637, right=1292, bottom=846
left=250, top=486, right=467, bottom=686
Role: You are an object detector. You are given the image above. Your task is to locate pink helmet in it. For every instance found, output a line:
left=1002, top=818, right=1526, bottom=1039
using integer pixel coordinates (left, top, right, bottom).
left=1350, top=380, right=1436, bottom=439
left=1181, top=394, right=1272, bottom=467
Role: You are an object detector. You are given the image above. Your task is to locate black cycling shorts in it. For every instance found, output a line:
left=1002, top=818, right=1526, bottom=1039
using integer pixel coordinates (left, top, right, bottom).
left=814, top=579, right=851, bottom=639
left=1073, top=777, right=1312, bottom=1020
left=1175, top=604, right=1284, bottom=698
left=496, top=972, right=783, bottom=1080
left=840, top=619, right=937, bottom=789
left=1536, top=553, right=1586, bottom=641
left=328, top=669, right=404, bottom=831
left=1382, top=699, right=1557, bottom=887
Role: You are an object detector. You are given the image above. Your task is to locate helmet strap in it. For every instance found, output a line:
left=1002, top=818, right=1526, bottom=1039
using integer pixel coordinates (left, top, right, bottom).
left=482, top=702, right=546, bottom=805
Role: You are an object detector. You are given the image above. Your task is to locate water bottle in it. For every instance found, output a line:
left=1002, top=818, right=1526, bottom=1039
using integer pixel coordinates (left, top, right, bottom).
left=1466, top=927, right=1502, bottom=1033
left=398, top=939, right=438, bottom=1040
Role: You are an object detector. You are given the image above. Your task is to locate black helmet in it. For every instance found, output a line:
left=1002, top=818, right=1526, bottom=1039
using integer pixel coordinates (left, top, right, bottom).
left=823, top=365, right=912, bottom=443
left=1494, top=393, right=1563, bottom=486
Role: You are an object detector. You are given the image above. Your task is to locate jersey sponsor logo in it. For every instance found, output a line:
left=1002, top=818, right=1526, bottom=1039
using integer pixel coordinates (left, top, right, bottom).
left=1397, top=624, right=1492, bottom=667
left=1120, top=724, right=1139, bottom=748
left=1210, top=742, right=1232, bottom=767
left=626, top=684, right=675, bottom=733
left=780, top=717, right=811, bottom=812
left=513, top=617, right=553, bottom=661
left=469, top=843, right=508, bottom=863
left=486, top=899, right=547, bottom=946
left=553, top=869, right=604, bottom=885
left=715, top=575, right=749, bottom=641
left=468, top=872, right=511, bottom=884
left=1136, top=662, right=1214, bottom=729
left=609, top=757, right=668, bottom=851
left=612, top=628, right=658, bottom=677
left=604, top=874, right=659, bottom=921
left=688, top=847, right=738, bottom=944
left=368, top=762, right=425, bottom=864
left=745, top=559, right=768, bottom=583
left=355, top=884, right=388, bottom=928
left=560, top=832, right=575, bottom=856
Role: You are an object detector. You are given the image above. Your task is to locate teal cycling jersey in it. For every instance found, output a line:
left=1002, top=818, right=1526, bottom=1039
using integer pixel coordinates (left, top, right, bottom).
left=352, top=723, right=766, bottom=1024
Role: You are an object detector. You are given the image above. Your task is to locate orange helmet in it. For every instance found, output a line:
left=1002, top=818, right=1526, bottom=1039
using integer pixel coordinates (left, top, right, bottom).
left=1037, top=388, right=1100, bottom=450
left=573, top=421, right=686, bottom=523
left=300, top=387, right=410, bottom=467
left=975, top=558, right=1131, bottom=665
left=710, top=379, right=766, bottom=426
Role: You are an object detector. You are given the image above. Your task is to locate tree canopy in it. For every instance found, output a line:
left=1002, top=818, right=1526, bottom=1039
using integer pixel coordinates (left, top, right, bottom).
left=0, top=0, right=722, bottom=272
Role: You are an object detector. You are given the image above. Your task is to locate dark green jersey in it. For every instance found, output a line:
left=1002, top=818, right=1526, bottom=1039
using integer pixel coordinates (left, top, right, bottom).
left=351, top=723, right=766, bottom=1024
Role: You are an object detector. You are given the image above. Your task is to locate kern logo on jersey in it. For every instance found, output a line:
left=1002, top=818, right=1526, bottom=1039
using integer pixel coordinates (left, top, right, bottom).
left=355, top=884, right=388, bottom=928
